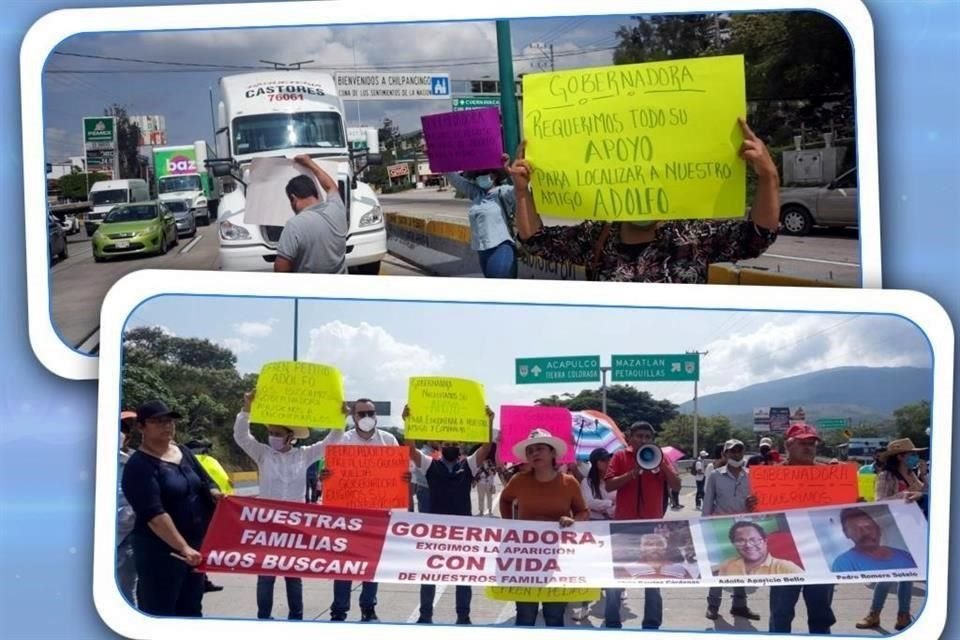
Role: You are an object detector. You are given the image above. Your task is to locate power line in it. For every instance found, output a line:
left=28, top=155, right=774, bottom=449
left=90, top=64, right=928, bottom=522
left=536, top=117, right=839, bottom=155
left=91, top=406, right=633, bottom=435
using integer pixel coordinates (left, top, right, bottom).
left=47, top=45, right=618, bottom=75
left=52, top=51, right=261, bottom=70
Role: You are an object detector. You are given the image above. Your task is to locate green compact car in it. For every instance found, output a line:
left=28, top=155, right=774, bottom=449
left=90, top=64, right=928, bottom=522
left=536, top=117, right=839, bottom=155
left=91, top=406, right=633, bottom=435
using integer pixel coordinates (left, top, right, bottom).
left=92, top=201, right=177, bottom=262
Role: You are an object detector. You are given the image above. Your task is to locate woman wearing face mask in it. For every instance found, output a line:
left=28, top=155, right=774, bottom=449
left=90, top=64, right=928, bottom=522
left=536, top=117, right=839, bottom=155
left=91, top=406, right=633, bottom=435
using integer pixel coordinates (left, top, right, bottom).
left=499, top=429, right=589, bottom=627
left=444, top=167, right=518, bottom=278
left=856, top=438, right=927, bottom=632
left=233, top=391, right=345, bottom=621
left=504, top=119, right=781, bottom=283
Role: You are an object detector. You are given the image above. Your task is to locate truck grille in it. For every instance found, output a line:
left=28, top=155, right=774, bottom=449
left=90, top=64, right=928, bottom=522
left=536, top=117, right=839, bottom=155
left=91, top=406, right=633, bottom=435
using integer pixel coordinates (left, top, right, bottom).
left=259, top=179, right=350, bottom=247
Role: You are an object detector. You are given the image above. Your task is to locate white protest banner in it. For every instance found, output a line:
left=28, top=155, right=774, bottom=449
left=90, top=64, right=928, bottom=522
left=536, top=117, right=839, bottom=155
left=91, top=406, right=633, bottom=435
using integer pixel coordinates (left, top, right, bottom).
left=243, top=157, right=341, bottom=226
left=202, top=497, right=927, bottom=589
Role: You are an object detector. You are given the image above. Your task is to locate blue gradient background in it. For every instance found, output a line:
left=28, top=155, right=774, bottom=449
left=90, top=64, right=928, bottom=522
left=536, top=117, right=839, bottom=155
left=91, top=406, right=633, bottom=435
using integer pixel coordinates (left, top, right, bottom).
left=0, top=1, right=957, bottom=638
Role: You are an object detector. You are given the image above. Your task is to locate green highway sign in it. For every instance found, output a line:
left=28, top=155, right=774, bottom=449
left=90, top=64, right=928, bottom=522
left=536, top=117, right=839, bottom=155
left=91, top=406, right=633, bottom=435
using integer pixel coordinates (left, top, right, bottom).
left=611, top=353, right=700, bottom=382
left=516, top=356, right=600, bottom=384
left=83, top=117, right=116, bottom=144
left=816, top=418, right=851, bottom=430
left=452, top=95, right=501, bottom=111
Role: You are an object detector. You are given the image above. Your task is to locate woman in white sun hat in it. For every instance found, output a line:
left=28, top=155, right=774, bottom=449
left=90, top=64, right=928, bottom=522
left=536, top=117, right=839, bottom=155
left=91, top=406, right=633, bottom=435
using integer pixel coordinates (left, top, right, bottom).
left=499, top=428, right=589, bottom=627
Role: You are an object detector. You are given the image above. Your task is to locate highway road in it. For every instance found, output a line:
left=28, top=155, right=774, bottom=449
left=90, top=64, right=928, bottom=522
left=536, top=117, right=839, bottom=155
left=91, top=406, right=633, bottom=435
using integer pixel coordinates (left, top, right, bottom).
left=49, top=226, right=423, bottom=354
left=379, top=189, right=862, bottom=286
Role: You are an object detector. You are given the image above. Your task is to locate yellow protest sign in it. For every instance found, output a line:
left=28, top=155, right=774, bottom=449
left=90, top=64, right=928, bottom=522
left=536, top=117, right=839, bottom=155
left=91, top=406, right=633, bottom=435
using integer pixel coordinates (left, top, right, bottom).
left=485, top=587, right=601, bottom=603
left=405, top=377, right=489, bottom=443
left=523, top=55, right=746, bottom=221
left=250, top=361, right=345, bottom=429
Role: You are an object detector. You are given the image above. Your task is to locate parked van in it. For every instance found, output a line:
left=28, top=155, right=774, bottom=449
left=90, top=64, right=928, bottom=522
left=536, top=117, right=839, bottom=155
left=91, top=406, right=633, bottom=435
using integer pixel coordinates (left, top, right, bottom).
left=85, top=179, right=150, bottom=236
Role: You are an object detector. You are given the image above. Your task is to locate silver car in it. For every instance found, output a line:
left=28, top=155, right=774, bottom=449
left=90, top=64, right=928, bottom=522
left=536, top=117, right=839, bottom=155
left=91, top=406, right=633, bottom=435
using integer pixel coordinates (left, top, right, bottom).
left=165, top=200, right=197, bottom=237
left=778, top=167, right=858, bottom=235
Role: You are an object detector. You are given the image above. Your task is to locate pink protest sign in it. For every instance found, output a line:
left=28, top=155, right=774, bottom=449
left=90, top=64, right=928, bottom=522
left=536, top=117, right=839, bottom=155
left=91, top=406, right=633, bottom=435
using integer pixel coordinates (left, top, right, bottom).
left=498, top=405, right=574, bottom=464
left=421, top=108, right=504, bottom=173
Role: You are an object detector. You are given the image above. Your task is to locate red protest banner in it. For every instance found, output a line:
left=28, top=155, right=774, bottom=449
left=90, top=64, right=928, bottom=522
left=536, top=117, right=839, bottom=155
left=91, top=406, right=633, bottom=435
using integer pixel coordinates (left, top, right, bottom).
left=322, top=444, right=410, bottom=509
left=198, top=496, right=390, bottom=580
left=750, top=464, right=859, bottom=511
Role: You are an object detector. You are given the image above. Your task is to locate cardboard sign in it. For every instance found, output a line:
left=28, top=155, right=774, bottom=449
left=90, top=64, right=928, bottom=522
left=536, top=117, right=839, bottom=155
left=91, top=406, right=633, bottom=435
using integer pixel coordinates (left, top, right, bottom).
left=250, top=361, right=345, bottom=429
left=750, top=464, right=859, bottom=511
left=244, top=157, right=341, bottom=226
left=522, top=55, right=746, bottom=221
left=322, top=445, right=410, bottom=510
left=405, top=377, right=489, bottom=443
left=498, top=405, right=574, bottom=464
left=421, top=107, right=505, bottom=173
left=485, top=587, right=602, bottom=603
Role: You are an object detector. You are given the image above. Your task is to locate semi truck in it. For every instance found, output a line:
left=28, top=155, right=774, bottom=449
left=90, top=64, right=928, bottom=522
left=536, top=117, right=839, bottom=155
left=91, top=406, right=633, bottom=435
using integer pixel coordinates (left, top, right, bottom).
left=152, top=141, right=223, bottom=226
left=211, top=71, right=386, bottom=274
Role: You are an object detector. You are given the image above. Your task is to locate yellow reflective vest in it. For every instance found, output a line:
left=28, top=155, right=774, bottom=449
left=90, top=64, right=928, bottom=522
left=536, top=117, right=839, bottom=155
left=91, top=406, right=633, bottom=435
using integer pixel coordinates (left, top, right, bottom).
left=196, top=453, right=234, bottom=495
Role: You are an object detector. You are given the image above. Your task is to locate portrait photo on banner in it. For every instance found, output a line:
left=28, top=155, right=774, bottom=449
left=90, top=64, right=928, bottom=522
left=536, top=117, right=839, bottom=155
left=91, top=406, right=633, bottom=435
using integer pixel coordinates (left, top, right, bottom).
left=610, top=521, right=699, bottom=581
left=810, top=503, right=918, bottom=574
left=24, top=1, right=879, bottom=381
left=703, top=514, right=804, bottom=577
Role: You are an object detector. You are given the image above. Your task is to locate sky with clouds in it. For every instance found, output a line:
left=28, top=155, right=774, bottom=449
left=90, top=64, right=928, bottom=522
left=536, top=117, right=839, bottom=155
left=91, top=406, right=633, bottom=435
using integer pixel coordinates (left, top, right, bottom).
left=125, top=294, right=933, bottom=428
left=42, top=14, right=631, bottom=160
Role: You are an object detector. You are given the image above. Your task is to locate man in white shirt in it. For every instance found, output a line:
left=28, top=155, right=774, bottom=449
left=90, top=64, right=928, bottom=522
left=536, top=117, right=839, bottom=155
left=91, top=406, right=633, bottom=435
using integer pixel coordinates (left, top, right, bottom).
left=233, top=391, right=345, bottom=620
left=693, top=450, right=708, bottom=510
left=326, top=398, right=403, bottom=622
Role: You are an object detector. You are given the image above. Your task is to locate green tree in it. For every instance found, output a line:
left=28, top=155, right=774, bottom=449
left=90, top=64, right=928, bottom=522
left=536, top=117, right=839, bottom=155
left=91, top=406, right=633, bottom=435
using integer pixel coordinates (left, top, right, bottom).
left=892, top=401, right=930, bottom=448
left=57, top=172, right=110, bottom=201
left=105, top=104, right=142, bottom=179
left=534, top=385, right=678, bottom=431
left=613, top=14, right=718, bottom=65
left=658, top=414, right=737, bottom=457
left=377, top=118, right=400, bottom=164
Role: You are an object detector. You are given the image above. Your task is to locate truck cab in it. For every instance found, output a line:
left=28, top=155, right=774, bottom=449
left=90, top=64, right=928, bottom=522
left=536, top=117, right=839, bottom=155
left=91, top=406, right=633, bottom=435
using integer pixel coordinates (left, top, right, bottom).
left=154, top=142, right=222, bottom=226
left=214, top=71, right=386, bottom=274
left=85, top=179, right=149, bottom=236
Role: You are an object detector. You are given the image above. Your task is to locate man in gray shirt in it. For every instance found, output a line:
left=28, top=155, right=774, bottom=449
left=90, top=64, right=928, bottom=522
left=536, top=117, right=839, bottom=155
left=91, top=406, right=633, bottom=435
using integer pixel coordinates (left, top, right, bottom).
left=275, top=155, right=347, bottom=274
left=702, top=439, right=760, bottom=623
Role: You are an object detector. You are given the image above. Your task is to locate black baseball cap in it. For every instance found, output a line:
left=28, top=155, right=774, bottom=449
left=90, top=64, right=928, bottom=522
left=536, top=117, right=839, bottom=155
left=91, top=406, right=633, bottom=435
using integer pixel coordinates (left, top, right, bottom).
left=136, top=400, right=182, bottom=422
left=589, top=448, right=613, bottom=463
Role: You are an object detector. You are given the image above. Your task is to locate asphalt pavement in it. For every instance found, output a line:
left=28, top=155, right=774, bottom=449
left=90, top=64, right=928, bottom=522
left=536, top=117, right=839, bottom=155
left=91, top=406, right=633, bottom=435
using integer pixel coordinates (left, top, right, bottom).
left=201, top=477, right=922, bottom=634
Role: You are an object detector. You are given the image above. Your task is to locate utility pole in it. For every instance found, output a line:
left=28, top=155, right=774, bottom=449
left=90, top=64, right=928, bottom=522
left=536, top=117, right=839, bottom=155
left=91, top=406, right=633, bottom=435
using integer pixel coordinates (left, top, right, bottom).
left=600, top=366, right=611, bottom=415
left=496, top=21, right=520, bottom=156
left=688, top=350, right=709, bottom=457
left=293, top=298, right=299, bottom=361
left=208, top=87, right=218, bottom=156
left=529, top=41, right=555, bottom=72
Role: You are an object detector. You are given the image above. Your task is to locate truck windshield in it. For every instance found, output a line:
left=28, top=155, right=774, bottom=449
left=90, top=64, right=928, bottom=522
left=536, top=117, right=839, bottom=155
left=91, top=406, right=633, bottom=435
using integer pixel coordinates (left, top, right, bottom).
left=91, top=189, right=128, bottom=206
left=159, top=175, right=202, bottom=193
left=232, top=112, right=345, bottom=154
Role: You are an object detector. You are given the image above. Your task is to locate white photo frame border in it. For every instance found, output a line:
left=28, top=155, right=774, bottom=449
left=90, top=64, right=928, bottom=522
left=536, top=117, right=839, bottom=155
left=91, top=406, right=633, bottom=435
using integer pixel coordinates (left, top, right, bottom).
left=22, top=0, right=881, bottom=380
left=94, top=271, right=951, bottom=640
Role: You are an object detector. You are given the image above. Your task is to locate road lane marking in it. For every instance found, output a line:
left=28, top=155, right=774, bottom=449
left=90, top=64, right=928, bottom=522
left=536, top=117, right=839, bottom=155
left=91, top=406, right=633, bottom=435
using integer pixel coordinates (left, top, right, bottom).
left=179, top=234, right=203, bottom=255
left=762, top=253, right=860, bottom=267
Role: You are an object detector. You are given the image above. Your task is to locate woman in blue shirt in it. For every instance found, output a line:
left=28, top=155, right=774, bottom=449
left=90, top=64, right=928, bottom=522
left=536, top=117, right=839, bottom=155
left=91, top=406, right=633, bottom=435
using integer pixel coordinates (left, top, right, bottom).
left=445, top=168, right=517, bottom=278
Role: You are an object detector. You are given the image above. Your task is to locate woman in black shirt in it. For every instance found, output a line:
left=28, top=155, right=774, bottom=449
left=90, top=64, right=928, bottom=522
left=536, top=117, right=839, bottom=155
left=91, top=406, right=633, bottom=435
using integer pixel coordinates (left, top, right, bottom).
left=121, top=401, right=218, bottom=617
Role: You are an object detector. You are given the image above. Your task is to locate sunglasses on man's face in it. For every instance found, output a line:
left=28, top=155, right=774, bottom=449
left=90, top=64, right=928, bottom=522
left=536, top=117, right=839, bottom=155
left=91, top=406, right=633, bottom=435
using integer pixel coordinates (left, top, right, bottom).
left=355, top=410, right=376, bottom=418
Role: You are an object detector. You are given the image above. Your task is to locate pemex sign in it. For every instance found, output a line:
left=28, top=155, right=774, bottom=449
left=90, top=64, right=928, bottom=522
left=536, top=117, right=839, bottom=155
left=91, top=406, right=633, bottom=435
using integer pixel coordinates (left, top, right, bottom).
left=83, top=117, right=116, bottom=145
